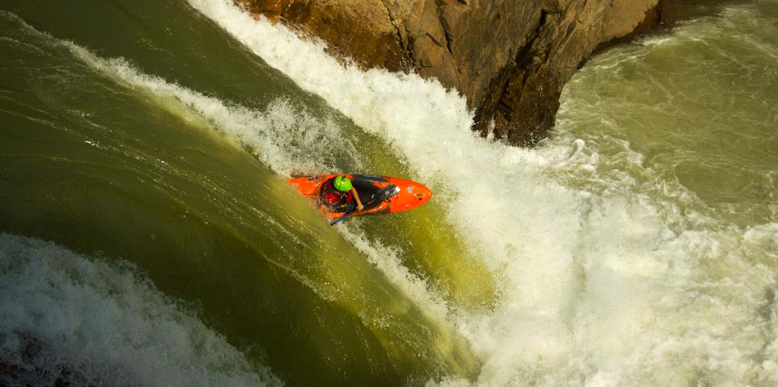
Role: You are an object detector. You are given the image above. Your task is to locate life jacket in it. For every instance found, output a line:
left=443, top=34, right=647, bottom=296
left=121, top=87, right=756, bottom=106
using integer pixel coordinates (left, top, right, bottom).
left=321, top=179, right=354, bottom=212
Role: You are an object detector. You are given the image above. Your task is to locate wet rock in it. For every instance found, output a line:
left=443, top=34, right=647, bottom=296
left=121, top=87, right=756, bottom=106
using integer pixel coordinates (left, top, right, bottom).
left=236, top=0, right=690, bottom=146
left=0, top=332, right=91, bottom=387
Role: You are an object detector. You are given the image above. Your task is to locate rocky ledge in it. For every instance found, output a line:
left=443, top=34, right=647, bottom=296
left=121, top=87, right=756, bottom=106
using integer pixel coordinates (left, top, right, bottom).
left=236, top=0, right=693, bottom=146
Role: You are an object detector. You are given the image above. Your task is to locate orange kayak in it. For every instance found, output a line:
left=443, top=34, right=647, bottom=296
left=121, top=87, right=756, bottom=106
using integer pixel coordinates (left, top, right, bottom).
left=288, top=174, right=432, bottom=221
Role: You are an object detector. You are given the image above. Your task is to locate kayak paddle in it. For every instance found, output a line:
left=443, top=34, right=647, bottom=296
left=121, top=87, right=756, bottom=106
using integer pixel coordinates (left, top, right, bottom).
left=330, top=185, right=400, bottom=226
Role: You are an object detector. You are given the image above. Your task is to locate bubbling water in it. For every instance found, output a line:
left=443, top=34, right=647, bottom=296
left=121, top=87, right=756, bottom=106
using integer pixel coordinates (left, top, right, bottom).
left=0, top=233, right=283, bottom=387
left=187, top=1, right=778, bottom=385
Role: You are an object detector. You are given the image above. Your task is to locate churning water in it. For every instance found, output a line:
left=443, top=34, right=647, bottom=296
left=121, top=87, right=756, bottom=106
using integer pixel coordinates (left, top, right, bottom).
left=2, top=0, right=777, bottom=386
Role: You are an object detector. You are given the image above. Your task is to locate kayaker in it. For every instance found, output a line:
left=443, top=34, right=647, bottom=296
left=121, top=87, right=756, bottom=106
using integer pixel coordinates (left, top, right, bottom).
left=320, top=175, right=364, bottom=213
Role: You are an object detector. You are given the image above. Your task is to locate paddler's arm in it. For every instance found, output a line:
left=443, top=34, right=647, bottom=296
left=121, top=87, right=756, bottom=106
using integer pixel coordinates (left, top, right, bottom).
left=351, top=187, right=364, bottom=211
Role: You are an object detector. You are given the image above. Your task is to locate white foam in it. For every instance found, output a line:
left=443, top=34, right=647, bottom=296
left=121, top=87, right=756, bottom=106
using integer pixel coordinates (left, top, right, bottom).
left=3, top=10, right=362, bottom=177
left=0, top=233, right=282, bottom=387
left=188, top=1, right=778, bottom=385
left=6, top=12, right=469, bottom=364
left=340, top=225, right=450, bottom=321
left=69, top=51, right=362, bottom=176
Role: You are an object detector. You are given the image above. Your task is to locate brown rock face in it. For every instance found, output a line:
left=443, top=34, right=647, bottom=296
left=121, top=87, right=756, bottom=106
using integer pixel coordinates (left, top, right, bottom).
left=237, top=0, right=671, bottom=146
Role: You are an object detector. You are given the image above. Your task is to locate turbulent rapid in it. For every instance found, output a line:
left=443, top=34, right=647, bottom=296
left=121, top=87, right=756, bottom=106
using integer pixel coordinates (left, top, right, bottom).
left=1, top=0, right=777, bottom=386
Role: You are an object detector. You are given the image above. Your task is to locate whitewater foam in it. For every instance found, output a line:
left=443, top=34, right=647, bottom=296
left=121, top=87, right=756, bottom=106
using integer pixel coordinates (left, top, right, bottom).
left=0, top=9, right=362, bottom=177
left=340, top=226, right=450, bottom=321
left=0, top=233, right=282, bottom=387
left=187, top=1, right=778, bottom=385
left=62, top=48, right=362, bottom=177
left=4, top=12, right=480, bottom=376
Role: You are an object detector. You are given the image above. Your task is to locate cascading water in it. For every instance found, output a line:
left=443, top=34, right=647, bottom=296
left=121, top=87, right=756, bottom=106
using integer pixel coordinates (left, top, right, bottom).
left=0, top=234, right=282, bottom=387
left=1, top=0, right=777, bottom=386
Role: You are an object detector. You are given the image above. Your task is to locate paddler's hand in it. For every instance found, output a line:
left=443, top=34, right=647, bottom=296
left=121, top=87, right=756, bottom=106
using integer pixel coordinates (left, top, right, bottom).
left=350, top=187, right=364, bottom=212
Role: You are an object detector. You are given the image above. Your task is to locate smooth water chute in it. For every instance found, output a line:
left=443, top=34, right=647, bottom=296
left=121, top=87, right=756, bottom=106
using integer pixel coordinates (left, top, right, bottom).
left=1, top=8, right=485, bottom=383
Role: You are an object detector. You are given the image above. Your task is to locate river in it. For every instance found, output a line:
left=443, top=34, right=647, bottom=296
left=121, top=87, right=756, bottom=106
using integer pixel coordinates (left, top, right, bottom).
left=1, top=0, right=776, bottom=386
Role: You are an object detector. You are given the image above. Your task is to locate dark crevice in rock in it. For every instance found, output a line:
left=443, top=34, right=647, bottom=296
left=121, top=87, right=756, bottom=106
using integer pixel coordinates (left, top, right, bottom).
left=541, top=0, right=565, bottom=14
left=281, top=1, right=294, bottom=17
left=403, top=25, right=418, bottom=71
left=433, top=0, right=455, bottom=56
left=474, top=9, right=551, bottom=145
left=426, top=32, right=445, bottom=48
left=433, top=0, right=463, bottom=89
left=237, top=0, right=718, bottom=147
left=656, top=0, right=665, bottom=24
left=380, top=0, right=416, bottom=71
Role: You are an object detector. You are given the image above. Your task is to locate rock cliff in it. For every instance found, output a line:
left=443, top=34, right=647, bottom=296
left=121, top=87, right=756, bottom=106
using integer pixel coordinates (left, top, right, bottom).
left=237, top=0, right=675, bottom=146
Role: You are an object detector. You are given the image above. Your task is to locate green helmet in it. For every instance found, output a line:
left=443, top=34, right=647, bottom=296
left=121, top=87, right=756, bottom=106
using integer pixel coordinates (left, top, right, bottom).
left=333, top=175, right=352, bottom=192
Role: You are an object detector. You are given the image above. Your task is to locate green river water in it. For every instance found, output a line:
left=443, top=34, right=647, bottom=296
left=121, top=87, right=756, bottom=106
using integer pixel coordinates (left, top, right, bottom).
left=1, top=0, right=776, bottom=386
